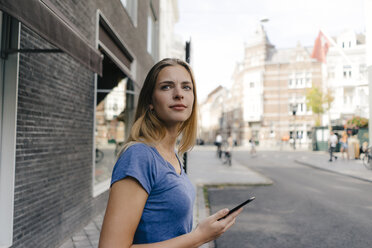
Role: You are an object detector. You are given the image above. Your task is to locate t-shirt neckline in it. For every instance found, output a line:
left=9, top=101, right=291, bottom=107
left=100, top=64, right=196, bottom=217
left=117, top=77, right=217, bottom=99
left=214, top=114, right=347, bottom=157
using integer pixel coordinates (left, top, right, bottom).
left=151, top=146, right=183, bottom=176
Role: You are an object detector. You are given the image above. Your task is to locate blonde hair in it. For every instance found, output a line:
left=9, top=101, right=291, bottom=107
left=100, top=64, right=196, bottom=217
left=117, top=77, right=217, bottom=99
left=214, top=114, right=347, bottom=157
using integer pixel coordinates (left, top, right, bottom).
left=119, top=58, right=198, bottom=156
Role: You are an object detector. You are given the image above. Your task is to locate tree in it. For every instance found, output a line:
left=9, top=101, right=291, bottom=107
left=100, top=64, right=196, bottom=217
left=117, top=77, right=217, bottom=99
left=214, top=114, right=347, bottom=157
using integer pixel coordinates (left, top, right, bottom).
left=305, top=86, right=334, bottom=126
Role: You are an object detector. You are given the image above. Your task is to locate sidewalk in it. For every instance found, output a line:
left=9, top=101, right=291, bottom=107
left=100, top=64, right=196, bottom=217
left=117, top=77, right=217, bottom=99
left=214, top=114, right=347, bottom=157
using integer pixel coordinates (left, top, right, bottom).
left=294, top=151, right=372, bottom=183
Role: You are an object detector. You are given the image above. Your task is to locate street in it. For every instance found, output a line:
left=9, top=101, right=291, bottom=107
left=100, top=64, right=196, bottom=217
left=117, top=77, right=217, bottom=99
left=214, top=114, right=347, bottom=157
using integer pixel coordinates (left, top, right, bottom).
left=209, top=150, right=372, bottom=248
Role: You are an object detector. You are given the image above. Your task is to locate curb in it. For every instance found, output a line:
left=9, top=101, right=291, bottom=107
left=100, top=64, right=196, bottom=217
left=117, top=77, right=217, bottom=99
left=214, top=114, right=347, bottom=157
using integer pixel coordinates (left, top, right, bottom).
left=193, top=166, right=274, bottom=248
left=294, top=159, right=372, bottom=184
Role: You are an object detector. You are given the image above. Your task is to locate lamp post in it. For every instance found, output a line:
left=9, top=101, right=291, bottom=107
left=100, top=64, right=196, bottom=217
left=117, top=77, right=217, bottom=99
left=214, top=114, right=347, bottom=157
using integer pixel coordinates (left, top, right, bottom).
left=183, top=39, right=191, bottom=172
left=292, top=104, right=298, bottom=150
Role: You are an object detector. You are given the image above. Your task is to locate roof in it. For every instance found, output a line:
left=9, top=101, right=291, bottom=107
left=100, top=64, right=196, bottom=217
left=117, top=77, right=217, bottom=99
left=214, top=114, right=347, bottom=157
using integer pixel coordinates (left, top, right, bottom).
left=266, top=46, right=313, bottom=64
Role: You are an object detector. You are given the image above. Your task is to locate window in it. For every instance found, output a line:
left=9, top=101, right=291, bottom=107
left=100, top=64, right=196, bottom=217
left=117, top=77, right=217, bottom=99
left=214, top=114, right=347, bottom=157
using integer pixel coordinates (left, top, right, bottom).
left=328, top=67, right=335, bottom=79
left=305, top=72, right=312, bottom=87
left=95, top=72, right=136, bottom=196
left=343, top=65, right=352, bottom=79
left=120, top=0, right=138, bottom=26
left=359, top=64, right=366, bottom=78
left=147, top=6, right=158, bottom=59
left=0, top=12, right=19, bottom=247
left=288, top=73, right=295, bottom=88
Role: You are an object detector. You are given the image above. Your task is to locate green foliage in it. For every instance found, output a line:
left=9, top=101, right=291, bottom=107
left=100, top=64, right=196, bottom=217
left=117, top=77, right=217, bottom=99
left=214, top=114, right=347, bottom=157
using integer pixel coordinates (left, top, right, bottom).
left=346, top=116, right=369, bottom=128
left=305, top=86, right=334, bottom=127
left=324, top=89, right=335, bottom=111
left=306, top=86, right=324, bottom=115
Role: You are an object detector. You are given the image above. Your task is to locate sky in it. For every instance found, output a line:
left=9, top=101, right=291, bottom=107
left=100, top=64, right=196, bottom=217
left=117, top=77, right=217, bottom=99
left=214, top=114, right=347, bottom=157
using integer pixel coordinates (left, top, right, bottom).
left=174, top=0, right=366, bottom=102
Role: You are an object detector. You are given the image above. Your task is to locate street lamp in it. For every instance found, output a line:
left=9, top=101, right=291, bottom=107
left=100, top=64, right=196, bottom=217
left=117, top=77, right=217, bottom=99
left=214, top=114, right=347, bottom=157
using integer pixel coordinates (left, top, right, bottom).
left=291, top=104, right=298, bottom=150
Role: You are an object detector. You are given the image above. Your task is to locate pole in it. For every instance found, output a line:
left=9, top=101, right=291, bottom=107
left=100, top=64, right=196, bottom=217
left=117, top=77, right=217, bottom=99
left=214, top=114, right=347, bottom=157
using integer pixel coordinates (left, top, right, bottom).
left=183, top=39, right=191, bottom=172
left=292, top=104, right=297, bottom=150
left=293, top=114, right=296, bottom=150
left=366, top=0, right=372, bottom=151
left=185, top=39, right=191, bottom=63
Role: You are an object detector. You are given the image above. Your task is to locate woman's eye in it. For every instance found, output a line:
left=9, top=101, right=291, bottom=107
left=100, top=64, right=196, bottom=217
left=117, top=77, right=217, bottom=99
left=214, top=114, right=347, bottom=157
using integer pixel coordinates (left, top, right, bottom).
left=183, top=85, right=192, bottom=90
left=161, top=85, right=171, bottom=90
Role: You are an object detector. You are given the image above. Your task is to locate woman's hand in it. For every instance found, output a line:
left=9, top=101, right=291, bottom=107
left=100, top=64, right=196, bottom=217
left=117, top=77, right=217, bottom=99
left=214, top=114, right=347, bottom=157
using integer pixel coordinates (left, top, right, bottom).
left=192, top=207, right=243, bottom=245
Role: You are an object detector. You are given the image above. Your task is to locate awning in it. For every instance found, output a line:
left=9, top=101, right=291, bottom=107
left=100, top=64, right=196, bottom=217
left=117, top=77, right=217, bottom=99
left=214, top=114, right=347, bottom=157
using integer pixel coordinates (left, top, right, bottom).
left=0, top=0, right=102, bottom=75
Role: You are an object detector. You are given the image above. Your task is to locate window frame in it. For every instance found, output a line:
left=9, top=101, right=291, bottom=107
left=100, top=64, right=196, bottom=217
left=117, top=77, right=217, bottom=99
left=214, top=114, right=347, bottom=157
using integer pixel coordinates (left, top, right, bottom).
left=0, top=12, right=20, bottom=247
left=147, top=4, right=158, bottom=59
left=92, top=11, right=137, bottom=197
left=120, top=0, right=138, bottom=27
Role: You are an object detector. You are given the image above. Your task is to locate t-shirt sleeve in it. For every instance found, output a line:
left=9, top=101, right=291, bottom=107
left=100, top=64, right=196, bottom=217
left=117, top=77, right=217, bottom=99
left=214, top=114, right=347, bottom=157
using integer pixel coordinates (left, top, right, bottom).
left=111, top=144, right=157, bottom=194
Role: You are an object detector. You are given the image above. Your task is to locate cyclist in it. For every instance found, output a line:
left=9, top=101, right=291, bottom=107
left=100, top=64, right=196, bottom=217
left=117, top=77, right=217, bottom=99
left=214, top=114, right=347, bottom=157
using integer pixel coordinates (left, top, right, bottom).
left=215, top=133, right=222, bottom=158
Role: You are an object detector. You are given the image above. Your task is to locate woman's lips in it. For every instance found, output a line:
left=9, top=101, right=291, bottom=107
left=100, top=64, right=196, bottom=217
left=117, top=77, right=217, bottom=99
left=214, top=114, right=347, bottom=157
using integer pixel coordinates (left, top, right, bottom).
left=170, top=104, right=187, bottom=110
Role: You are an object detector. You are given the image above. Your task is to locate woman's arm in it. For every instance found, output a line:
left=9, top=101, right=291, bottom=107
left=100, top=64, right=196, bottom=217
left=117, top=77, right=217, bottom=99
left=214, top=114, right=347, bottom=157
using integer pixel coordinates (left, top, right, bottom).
left=99, top=177, right=148, bottom=247
left=99, top=177, right=242, bottom=248
left=132, top=207, right=242, bottom=248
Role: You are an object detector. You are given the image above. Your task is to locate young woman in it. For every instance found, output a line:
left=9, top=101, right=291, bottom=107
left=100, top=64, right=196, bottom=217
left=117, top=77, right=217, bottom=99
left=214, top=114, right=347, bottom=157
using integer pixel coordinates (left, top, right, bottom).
left=99, top=58, right=243, bottom=247
left=340, top=131, right=349, bottom=160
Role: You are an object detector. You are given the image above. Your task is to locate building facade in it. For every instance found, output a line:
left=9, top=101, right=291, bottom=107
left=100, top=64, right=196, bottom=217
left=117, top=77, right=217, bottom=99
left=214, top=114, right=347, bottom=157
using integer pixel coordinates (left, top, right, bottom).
left=325, top=29, right=368, bottom=125
left=228, top=24, right=322, bottom=148
left=159, top=0, right=185, bottom=60
left=199, top=86, right=227, bottom=143
left=0, top=0, right=160, bottom=247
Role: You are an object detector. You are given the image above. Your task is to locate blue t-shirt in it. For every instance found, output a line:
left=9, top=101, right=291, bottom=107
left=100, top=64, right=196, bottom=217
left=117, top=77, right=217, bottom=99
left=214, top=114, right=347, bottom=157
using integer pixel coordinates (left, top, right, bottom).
left=111, top=143, right=196, bottom=244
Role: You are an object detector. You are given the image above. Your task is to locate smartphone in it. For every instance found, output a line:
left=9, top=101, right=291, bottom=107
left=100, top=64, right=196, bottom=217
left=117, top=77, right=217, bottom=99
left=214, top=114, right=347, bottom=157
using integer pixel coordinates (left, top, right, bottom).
left=218, top=196, right=255, bottom=221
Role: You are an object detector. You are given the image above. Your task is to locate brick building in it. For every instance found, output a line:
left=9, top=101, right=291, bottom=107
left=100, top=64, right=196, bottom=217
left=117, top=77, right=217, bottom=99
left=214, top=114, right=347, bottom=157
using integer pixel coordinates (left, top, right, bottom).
left=0, top=0, right=160, bottom=247
left=230, top=24, right=322, bottom=148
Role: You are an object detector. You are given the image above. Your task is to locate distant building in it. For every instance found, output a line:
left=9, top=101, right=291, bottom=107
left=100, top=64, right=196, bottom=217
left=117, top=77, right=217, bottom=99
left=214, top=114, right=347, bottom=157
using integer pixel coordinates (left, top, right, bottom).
left=159, top=0, right=185, bottom=60
left=230, top=24, right=322, bottom=148
left=325, top=29, right=368, bottom=125
left=0, top=0, right=160, bottom=247
left=199, top=86, right=227, bottom=143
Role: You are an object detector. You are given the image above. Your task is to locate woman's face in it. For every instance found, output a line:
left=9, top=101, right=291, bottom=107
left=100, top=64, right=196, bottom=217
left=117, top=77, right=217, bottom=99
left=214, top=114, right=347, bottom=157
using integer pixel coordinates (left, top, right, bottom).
left=150, top=65, right=194, bottom=126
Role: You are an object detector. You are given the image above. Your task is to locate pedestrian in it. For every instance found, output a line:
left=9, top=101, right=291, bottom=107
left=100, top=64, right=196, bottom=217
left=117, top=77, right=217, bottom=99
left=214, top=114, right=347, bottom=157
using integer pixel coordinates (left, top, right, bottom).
left=329, top=131, right=338, bottom=162
left=340, top=131, right=349, bottom=160
left=215, top=133, right=222, bottom=158
left=250, top=137, right=256, bottom=156
left=360, top=141, right=368, bottom=160
left=99, top=58, right=243, bottom=247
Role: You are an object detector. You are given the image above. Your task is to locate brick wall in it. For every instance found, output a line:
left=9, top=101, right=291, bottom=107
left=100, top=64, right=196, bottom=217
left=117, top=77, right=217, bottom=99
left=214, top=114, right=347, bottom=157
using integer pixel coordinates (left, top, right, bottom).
left=11, top=0, right=160, bottom=246
left=12, top=23, right=100, bottom=247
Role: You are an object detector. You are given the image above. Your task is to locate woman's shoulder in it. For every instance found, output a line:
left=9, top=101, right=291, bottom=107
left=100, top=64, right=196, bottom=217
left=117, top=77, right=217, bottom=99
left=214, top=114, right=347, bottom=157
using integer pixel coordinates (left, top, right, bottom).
left=122, top=142, right=155, bottom=156
left=115, top=142, right=157, bottom=171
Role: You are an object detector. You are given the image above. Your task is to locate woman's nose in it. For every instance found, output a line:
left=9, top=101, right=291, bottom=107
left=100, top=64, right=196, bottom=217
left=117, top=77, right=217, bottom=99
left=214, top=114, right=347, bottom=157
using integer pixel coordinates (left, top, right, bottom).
left=173, top=86, right=184, bottom=99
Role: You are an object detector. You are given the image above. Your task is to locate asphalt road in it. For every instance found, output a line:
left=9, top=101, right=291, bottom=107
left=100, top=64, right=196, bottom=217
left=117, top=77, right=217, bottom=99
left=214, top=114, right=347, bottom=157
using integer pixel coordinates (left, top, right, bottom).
left=208, top=151, right=372, bottom=248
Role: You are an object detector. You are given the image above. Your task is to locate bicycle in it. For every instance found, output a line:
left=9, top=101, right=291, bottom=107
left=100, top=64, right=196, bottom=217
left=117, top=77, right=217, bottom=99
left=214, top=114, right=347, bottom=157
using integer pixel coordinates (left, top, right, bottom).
left=115, top=141, right=125, bottom=157
left=222, top=151, right=232, bottom=166
left=215, top=142, right=222, bottom=158
left=221, top=140, right=232, bottom=166
left=362, top=146, right=372, bottom=170
left=95, top=148, right=104, bottom=163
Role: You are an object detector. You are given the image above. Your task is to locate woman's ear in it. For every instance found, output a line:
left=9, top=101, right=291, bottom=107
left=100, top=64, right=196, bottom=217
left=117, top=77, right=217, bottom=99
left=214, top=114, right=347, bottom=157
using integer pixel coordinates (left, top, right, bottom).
left=149, top=104, right=154, bottom=110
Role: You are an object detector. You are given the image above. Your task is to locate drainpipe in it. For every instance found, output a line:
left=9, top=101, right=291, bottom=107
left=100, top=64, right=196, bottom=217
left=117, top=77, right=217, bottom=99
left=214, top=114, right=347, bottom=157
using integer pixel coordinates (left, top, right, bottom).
left=366, top=0, right=372, bottom=146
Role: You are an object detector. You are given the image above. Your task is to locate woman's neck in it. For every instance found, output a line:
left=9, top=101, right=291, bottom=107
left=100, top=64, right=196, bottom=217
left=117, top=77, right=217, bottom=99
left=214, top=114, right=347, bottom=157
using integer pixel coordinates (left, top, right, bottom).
left=156, top=127, right=178, bottom=153
left=158, top=136, right=176, bottom=152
